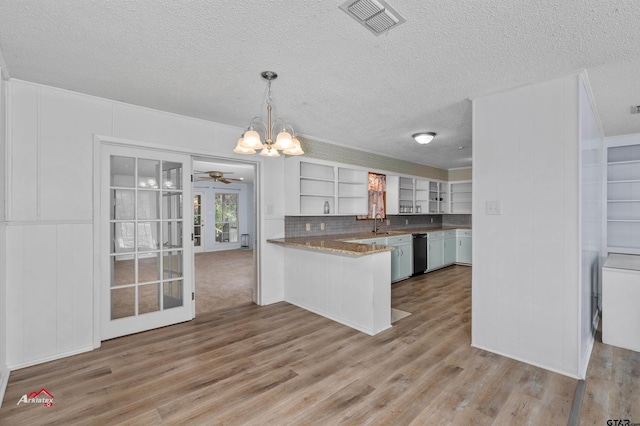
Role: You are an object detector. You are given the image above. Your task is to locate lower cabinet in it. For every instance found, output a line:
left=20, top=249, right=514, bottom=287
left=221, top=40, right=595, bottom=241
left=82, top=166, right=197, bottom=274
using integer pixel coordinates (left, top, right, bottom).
left=389, top=235, right=412, bottom=282
left=427, top=231, right=444, bottom=271
left=456, top=230, right=472, bottom=264
left=443, top=231, right=456, bottom=266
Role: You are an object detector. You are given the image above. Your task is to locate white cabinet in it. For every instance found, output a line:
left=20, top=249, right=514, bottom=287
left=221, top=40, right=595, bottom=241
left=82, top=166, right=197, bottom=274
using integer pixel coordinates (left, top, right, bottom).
left=450, top=180, right=472, bottom=214
left=286, top=158, right=368, bottom=215
left=388, top=176, right=448, bottom=215
left=456, top=230, right=472, bottom=264
left=607, top=144, right=640, bottom=254
left=427, top=231, right=444, bottom=271
left=388, top=235, right=412, bottom=282
left=443, top=230, right=456, bottom=266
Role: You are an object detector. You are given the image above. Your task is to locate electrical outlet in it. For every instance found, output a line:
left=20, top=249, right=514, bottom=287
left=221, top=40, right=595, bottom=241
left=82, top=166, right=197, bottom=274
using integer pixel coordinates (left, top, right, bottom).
left=386, top=219, right=390, bottom=225
left=306, top=223, right=311, bottom=231
left=405, top=219, right=409, bottom=225
left=320, top=223, right=325, bottom=230
left=430, top=217, right=433, bottom=223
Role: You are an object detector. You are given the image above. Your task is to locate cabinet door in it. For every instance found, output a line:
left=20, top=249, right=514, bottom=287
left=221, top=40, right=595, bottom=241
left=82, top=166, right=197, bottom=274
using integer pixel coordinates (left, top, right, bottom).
left=457, top=236, right=472, bottom=264
left=399, top=243, right=412, bottom=279
left=428, top=238, right=444, bottom=270
left=444, top=236, right=456, bottom=265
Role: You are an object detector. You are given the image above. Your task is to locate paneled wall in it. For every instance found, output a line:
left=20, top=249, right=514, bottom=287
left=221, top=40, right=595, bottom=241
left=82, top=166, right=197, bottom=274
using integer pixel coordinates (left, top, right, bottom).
left=472, top=72, right=603, bottom=378
left=0, top=72, right=8, bottom=402
left=4, top=80, right=285, bottom=368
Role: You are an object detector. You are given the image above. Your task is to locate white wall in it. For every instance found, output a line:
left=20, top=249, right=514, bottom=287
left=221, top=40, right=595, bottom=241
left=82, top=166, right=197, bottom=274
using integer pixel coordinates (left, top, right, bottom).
left=472, top=72, right=601, bottom=378
left=0, top=70, right=8, bottom=405
left=578, top=76, right=604, bottom=375
left=4, top=79, right=285, bottom=369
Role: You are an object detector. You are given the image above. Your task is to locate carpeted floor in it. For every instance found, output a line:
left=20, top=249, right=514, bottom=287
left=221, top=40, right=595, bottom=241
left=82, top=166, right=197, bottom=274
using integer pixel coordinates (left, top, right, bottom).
left=195, top=249, right=256, bottom=314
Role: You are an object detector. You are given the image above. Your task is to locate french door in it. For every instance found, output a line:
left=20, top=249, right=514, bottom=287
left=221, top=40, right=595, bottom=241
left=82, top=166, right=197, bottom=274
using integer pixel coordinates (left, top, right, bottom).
left=193, top=191, right=205, bottom=253
left=101, top=145, right=193, bottom=340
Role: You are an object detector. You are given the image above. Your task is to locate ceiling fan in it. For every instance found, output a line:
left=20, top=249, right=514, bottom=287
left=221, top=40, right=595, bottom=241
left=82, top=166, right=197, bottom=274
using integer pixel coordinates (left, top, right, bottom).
left=194, top=171, right=243, bottom=184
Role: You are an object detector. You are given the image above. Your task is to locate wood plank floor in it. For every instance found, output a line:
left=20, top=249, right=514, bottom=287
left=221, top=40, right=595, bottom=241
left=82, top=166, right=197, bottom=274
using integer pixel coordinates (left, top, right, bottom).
left=0, top=265, right=635, bottom=425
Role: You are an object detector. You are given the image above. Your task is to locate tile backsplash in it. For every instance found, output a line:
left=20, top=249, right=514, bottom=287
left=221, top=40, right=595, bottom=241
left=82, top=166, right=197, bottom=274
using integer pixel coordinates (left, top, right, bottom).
left=285, top=214, right=471, bottom=237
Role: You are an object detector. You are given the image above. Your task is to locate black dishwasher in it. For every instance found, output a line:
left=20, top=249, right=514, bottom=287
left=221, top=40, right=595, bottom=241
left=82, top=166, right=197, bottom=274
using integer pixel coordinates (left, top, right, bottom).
left=412, top=233, right=428, bottom=275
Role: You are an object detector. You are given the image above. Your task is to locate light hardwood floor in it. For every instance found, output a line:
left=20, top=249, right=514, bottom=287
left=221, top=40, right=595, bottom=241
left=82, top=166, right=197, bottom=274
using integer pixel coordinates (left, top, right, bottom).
left=0, top=265, right=637, bottom=425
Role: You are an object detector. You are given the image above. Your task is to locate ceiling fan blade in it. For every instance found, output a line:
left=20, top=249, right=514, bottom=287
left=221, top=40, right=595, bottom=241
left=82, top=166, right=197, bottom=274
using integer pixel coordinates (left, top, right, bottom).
left=219, top=178, right=231, bottom=184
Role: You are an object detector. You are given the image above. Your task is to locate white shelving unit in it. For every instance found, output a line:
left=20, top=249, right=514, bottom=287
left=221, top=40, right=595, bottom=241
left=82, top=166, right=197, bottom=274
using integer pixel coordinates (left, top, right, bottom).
left=389, top=176, right=448, bottom=215
left=607, top=145, right=640, bottom=254
left=449, top=181, right=472, bottom=214
left=286, top=158, right=368, bottom=216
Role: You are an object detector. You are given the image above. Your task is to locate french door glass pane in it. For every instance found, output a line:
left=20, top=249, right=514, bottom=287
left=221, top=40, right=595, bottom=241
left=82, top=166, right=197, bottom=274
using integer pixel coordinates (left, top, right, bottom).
left=215, top=193, right=238, bottom=243
left=163, top=192, right=183, bottom=219
left=163, top=250, right=183, bottom=279
left=111, top=257, right=135, bottom=287
left=162, top=161, right=183, bottom=189
left=138, top=191, right=160, bottom=219
left=112, top=287, right=135, bottom=319
left=138, top=253, right=161, bottom=284
left=112, top=222, right=135, bottom=253
left=139, top=283, right=161, bottom=314
left=111, top=189, right=135, bottom=220
left=163, top=280, right=183, bottom=309
left=111, top=156, right=135, bottom=187
left=138, top=159, right=160, bottom=188
left=163, top=221, right=183, bottom=248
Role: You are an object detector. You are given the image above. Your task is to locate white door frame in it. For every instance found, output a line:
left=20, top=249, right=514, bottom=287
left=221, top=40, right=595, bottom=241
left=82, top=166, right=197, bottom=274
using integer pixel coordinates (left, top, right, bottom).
left=92, top=135, right=262, bottom=348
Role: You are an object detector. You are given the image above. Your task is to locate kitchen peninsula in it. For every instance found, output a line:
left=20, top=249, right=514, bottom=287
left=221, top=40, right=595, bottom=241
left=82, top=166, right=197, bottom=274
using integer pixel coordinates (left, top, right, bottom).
left=268, top=234, right=394, bottom=336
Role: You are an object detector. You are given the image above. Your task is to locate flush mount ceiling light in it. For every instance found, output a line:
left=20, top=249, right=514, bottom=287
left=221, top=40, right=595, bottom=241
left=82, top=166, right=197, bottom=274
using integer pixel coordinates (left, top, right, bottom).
left=412, top=132, right=436, bottom=145
left=233, top=71, right=304, bottom=157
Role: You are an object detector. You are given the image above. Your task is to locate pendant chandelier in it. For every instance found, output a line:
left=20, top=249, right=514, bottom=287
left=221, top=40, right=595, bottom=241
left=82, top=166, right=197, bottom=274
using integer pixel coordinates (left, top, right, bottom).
left=233, top=71, right=304, bottom=157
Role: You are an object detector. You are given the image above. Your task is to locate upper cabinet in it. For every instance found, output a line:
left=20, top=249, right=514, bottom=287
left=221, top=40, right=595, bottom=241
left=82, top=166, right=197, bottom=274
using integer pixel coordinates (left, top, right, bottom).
left=607, top=144, right=640, bottom=254
left=285, top=158, right=367, bottom=215
left=449, top=180, right=472, bottom=214
left=387, top=176, right=449, bottom=214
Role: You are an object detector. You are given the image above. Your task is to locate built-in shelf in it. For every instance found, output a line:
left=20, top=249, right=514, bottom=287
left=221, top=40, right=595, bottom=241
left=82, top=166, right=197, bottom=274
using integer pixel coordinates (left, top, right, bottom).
left=449, top=181, right=472, bottom=214
left=607, top=144, right=640, bottom=253
left=287, top=158, right=368, bottom=216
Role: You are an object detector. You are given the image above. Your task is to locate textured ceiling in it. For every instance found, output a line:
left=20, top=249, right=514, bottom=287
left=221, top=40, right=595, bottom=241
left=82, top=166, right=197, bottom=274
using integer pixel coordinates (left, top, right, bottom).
left=0, top=0, right=639, bottom=169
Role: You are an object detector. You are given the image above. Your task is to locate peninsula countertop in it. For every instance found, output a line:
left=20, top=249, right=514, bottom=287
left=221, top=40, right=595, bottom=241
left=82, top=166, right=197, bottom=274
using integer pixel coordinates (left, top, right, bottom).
left=267, top=227, right=471, bottom=257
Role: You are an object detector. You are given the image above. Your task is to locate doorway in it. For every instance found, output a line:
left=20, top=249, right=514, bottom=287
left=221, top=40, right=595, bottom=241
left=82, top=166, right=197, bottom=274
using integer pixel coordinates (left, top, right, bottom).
left=192, top=157, right=257, bottom=315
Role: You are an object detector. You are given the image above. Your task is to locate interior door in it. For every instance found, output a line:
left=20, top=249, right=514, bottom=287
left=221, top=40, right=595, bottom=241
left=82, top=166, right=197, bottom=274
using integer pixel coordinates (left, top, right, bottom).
left=193, top=191, right=205, bottom=253
left=101, top=145, right=193, bottom=340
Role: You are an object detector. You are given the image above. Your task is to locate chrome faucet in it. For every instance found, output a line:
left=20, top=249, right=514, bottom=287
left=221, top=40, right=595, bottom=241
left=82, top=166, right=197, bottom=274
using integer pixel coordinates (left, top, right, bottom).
left=373, top=213, right=383, bottom=233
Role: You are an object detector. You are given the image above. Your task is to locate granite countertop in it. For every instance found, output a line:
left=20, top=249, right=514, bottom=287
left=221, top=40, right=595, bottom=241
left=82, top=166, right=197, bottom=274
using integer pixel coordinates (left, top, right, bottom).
left=267, top=227, right=471, bottom=257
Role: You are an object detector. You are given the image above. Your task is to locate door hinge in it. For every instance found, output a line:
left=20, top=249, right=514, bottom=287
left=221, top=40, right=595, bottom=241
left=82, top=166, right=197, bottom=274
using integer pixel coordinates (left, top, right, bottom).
left=191, top=233, right=194, bottom=241
left=192, top=292, right=195, bottom=301
left=190, top=174, right=194, bottom=182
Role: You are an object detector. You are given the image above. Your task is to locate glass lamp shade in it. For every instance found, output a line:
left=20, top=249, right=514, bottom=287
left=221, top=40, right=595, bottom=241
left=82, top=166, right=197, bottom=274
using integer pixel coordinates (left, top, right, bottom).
left=259, top=146, right=280, bottom=157
left=274, top=130, right=293, bottom=150
left=283, top=137, right=304, bottom=155
left=413, top=132, right=436, bottom=144
left=234, top=137, right=256, bottom=154
left=241, top=130, right=264, bottom=149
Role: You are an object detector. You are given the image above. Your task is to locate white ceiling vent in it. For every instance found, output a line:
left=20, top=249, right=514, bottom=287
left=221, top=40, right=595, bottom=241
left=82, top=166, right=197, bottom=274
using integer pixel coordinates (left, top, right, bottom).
left=339, top=0, right=406, bottom=36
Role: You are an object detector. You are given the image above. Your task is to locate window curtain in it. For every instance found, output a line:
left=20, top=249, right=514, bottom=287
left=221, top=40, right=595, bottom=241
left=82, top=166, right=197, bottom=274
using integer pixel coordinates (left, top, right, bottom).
left=369, top=172, right=386, bottom=219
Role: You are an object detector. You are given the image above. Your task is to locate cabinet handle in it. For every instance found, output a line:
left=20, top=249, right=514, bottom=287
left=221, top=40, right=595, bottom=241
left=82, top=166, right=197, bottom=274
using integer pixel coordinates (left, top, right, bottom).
left=459, top=240, right=462, bottom=246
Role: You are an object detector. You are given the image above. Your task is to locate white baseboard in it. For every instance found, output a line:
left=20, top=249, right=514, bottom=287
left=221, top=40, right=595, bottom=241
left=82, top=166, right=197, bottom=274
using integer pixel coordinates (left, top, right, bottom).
left=0, top=367, right=9, bottom=409
left=7, top=345, right=95, bottom=371
left=470, top=343, right=581, bottom=379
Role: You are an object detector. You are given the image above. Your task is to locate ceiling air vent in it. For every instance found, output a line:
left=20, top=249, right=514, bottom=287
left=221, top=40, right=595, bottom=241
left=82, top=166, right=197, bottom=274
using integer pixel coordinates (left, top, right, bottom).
left=339, top=0, right=406, bottom=36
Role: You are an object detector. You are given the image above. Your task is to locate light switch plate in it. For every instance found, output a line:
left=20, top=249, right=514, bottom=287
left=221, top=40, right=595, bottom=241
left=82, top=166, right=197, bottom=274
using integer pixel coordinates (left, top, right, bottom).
left=486, top=201, right=502, bottom=215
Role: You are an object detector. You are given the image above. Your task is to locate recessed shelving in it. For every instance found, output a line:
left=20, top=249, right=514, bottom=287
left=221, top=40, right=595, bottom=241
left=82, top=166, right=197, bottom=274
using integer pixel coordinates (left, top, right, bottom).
left=607, top=144, right=640, bottom=252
